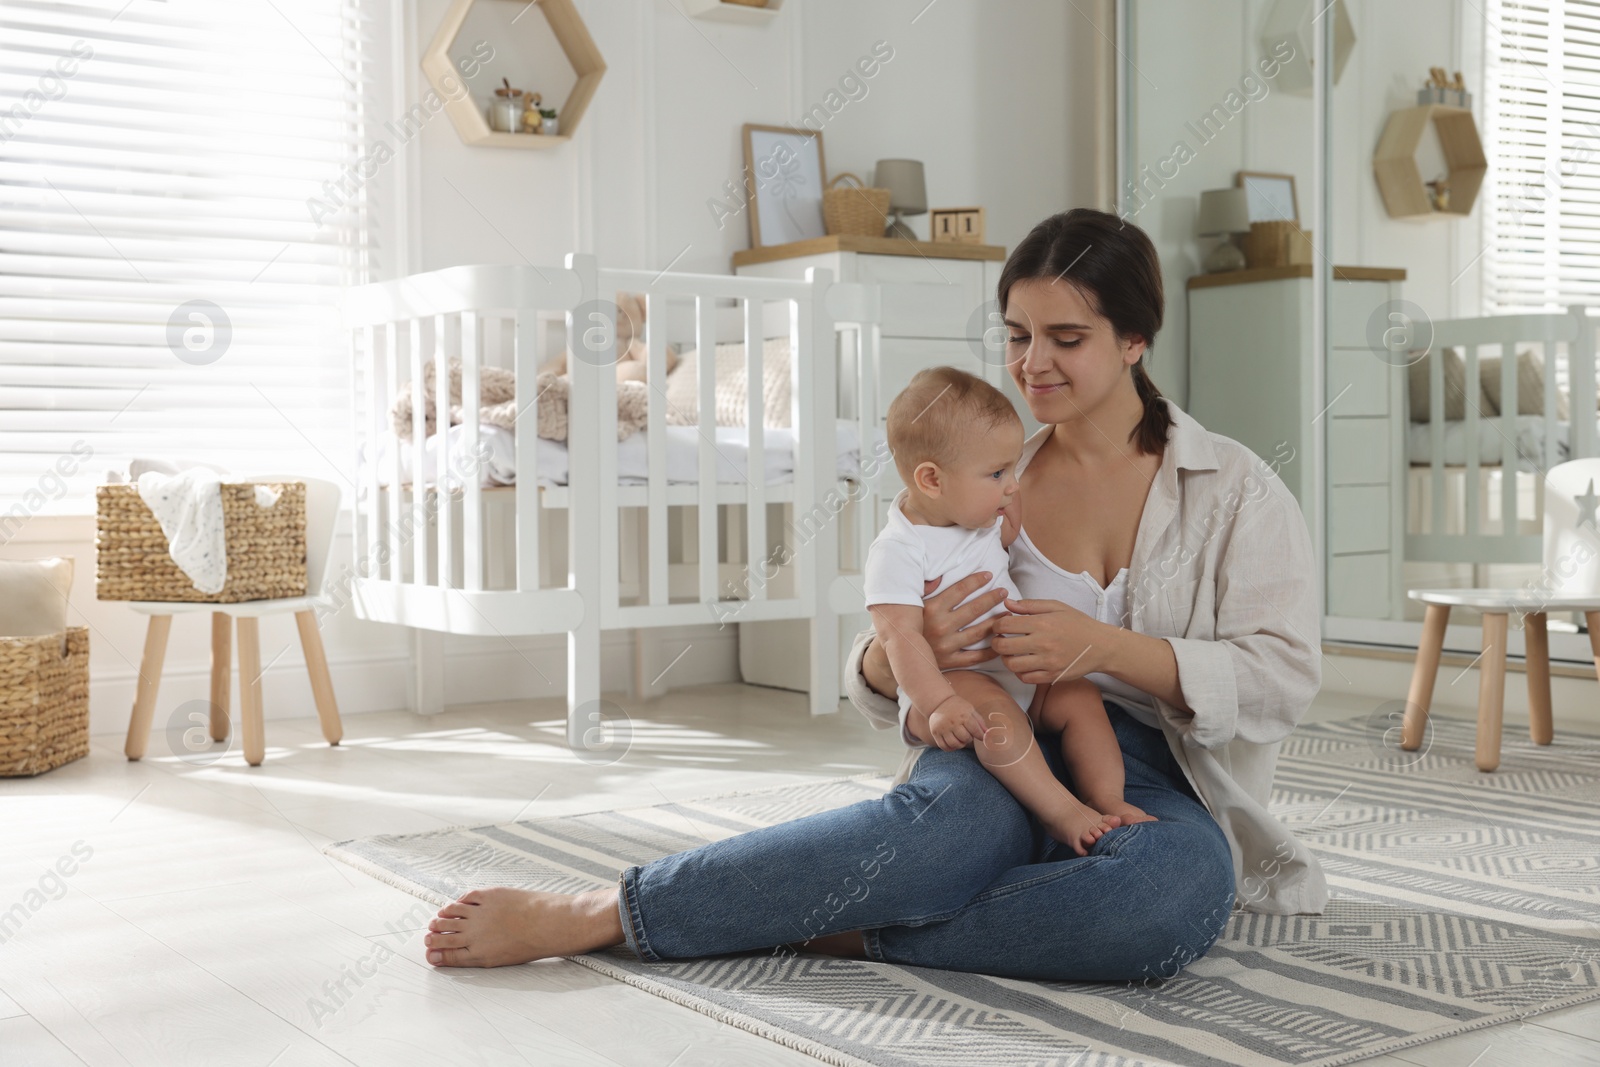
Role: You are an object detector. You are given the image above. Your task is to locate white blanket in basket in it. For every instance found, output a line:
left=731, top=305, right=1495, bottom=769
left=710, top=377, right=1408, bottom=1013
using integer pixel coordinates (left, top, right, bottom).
left=133, top=468, right=282, bottom=595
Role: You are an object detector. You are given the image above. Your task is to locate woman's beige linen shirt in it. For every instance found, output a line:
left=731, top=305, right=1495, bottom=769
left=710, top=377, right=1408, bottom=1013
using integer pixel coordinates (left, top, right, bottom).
left=844, top=397, right=1329, bottom=915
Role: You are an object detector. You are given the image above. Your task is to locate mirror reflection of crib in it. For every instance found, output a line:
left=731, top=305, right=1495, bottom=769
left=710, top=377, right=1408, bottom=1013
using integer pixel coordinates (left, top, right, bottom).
left=1198, top=287, right=1600, bottom=767
left=1403, top=306, right=1598, bottom=586
left=1401, top=306, right=1600, bottom=770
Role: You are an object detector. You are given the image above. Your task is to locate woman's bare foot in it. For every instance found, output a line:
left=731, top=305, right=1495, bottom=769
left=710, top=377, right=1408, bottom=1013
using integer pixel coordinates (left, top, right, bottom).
left=424, top=886, right=622, bottom=968
left=1040, top=803, right=1121, bottom=857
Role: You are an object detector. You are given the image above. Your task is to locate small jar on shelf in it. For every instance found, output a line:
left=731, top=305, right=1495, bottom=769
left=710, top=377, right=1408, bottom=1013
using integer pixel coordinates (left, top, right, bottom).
left=488, top=78, right=526, bottom=133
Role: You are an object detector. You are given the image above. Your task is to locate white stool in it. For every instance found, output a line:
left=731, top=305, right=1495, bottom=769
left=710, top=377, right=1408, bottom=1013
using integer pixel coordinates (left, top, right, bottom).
left=1402, top=589, right=1600, bottom=771
left=122, top=476, right=343, bottom=767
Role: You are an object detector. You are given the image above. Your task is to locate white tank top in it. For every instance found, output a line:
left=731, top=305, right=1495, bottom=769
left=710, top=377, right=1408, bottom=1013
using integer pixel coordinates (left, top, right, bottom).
left=1007, top=521, right=1161, bottom=728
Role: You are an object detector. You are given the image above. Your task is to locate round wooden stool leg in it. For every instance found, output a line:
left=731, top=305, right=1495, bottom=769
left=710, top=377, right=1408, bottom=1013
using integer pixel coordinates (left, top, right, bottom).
left=1524, top=612, right=1553, bottom=746
left=210, top=612, right=231, bottom=742
left=1404, top=603, right=1450, bottom=750
left=1476, top=613, right=1508, bottom=772
left=237, top=616, right=265, bottom=767
left=294, top=610, right=342, bottom=746
left=1586, top=611, right=1600, bottom=710
left=125, top=614, right=172, bottom=761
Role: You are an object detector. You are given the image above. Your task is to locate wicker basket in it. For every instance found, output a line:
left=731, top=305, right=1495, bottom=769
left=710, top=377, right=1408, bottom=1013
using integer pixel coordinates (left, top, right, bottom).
left=0, top=628, right=89, bottom=777
left=823, top=173, right=891, bottom=237
left=96, top=483, right=308, bottom=603
left=1241, top=220, right=1315, bottom=269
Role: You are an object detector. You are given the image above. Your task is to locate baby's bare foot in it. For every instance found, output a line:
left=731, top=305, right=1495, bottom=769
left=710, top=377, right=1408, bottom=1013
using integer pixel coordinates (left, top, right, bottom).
left=1102, top=801, right=1159, bottom=827
left=1041, top=805, right=1120, bottom=857
left=424, top=887, right=616, bottom=968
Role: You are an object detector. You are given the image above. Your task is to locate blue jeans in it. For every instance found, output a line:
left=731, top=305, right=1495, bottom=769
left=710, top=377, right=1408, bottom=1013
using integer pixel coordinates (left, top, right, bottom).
left=617, top=703, right=1235, bottom=981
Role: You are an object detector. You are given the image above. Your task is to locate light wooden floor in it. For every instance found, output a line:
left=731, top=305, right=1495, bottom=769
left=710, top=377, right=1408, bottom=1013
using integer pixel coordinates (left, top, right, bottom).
left=1, top=683, right=1596, bottom=1066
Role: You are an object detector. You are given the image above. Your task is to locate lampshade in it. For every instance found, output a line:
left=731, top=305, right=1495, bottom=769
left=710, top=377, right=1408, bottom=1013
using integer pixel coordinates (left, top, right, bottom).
left=1197, top=188, right=1251, bottom=236
left=874, top=159, right=927, bottom=215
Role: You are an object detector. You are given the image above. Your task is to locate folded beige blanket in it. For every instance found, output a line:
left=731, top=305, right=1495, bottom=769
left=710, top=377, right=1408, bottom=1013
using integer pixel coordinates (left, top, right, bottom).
left=390, top=359, right=648, bottom=443
left=663, top=337, right=792, bottom=428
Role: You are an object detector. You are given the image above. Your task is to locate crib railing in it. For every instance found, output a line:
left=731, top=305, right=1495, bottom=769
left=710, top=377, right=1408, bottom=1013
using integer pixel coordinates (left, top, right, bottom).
left=592, top=268, right=823, bottom=623
left=1407, top=304, right=1598, bottom=566
left=346, top=265, right=583, bottom=626
left=344, top=254, right=883, bottom=735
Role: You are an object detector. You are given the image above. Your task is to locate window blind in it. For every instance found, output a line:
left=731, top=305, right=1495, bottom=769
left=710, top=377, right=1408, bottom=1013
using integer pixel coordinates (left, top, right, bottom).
left=0, top=0, right=377, bottom=518
left=1483, top=0, right=1600, bottom=312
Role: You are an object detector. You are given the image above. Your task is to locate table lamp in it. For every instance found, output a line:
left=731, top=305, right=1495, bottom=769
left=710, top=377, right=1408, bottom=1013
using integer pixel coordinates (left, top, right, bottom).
left=874, top=159, right=926, bottom=240
left=1197, top=188, right=1251, bottom=272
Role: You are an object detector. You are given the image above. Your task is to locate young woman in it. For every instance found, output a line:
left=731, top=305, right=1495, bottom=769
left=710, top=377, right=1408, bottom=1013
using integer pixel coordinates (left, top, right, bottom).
left=421, top=209, right=1328, bottom=981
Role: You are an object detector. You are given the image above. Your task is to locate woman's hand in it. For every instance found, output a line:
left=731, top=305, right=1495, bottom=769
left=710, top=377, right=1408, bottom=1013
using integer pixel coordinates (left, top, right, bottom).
left=919, top=573, right=1010, bottom=670
left=861, top=572, right=1011, bottom=700
left=990, top=598, right=1112, bottom=685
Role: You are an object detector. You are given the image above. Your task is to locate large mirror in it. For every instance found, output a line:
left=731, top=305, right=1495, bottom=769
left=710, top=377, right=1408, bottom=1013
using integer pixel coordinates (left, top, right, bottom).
left=1121, top=0, right=1317, bottom=549
left=1126, top=0, right=1600, bottom=675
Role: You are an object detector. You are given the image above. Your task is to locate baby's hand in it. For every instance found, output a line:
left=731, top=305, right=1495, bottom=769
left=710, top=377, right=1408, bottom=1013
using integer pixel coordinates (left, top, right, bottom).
left=928, top=696, right=988, bottom=751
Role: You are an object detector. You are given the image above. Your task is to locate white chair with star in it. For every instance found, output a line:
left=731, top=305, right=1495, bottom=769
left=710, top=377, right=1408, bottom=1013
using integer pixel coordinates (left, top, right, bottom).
left=1402, top=457, right=1600, bottom=771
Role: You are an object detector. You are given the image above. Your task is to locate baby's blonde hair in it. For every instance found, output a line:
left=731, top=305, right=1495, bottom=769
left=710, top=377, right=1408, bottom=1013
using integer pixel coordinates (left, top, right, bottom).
left=886, top=366, right=1021, bottom=484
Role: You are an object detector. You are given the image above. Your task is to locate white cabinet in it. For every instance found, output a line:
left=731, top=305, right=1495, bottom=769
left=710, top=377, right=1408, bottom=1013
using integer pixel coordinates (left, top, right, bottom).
left=1187, top=266, right=1408, bottom=620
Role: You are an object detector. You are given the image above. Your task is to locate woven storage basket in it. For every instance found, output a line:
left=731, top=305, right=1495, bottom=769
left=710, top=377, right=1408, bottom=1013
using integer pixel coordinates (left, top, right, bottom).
left=1241, top=220, right=1314, bottom=269
left=823, top=172, right=891, bottom=237
left=1242, top=221, right=1291, bottom=268
left=0, top=628, right=89, bottom=777
left=96, top=483, right=307, bottom=603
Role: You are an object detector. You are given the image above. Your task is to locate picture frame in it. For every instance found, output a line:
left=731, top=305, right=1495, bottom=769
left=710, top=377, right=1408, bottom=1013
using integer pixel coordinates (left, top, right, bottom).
left=1235, top=170, right=1299, bottom=225
left=742, top=123, right=828, bottom=248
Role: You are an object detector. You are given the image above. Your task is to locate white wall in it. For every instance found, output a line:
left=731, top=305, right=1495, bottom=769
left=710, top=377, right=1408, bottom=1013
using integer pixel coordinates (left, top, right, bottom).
left=7, top=0, right=1109, bottom=739
left=1328, top=0, right=1480, bottom=319
left=404, top=0, right=1096, bottom=275
left=1126, top=0, right=1473, bottom=409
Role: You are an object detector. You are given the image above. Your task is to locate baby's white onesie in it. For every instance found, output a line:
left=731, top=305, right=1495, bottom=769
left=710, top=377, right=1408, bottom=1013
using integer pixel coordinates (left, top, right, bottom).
left=862, top=489, right=1034, bottom=748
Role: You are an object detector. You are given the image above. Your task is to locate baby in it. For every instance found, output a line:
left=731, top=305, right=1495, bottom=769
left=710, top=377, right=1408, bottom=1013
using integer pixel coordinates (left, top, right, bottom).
left=863, top=366, right=1154, bottom=855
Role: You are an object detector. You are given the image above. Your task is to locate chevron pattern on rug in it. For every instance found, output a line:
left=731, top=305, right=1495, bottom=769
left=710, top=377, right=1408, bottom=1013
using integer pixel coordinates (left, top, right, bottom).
left=326, top=717, right=1600, bottom=1067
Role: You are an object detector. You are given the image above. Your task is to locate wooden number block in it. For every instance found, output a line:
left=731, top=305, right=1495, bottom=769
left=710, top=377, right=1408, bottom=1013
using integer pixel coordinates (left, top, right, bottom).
left=930, top=207, right=986, bottom=245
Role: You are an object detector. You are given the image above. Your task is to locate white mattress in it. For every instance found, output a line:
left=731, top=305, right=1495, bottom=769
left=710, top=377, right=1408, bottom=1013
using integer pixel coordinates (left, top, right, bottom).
left=368, top=420, right=882, bottom=489
left=1406, top=415, right=1587, bottom=469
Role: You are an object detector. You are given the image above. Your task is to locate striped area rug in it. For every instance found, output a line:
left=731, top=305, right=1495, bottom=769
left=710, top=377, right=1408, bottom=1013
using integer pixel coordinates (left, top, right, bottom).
left=326, top=717, right=1600, bottom=1067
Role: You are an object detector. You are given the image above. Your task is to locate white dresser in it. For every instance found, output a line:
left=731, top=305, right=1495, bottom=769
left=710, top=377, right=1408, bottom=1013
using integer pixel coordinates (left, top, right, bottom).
left=1187, top=266, right=1408, bottom=620
left=732, top=235, right=1012, bottom=693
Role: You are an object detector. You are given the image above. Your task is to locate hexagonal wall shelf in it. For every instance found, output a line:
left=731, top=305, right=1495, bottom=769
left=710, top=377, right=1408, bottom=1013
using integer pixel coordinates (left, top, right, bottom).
left=422, top=0, right=605, bottom=148
left=1261, top=0, right=1356, bottom=97
left=1373, top=105, right=1486, bottom=219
